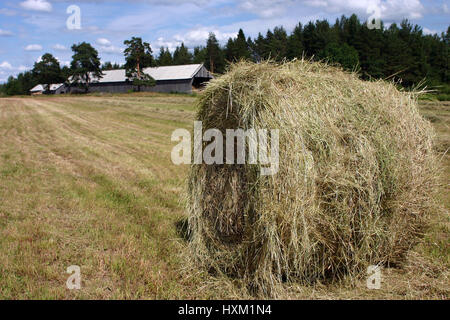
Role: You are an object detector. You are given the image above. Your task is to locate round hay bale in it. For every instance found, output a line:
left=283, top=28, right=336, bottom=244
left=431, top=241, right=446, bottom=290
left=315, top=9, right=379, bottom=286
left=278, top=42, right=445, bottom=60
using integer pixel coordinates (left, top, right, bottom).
left=187, top=60, right=438, bottom=295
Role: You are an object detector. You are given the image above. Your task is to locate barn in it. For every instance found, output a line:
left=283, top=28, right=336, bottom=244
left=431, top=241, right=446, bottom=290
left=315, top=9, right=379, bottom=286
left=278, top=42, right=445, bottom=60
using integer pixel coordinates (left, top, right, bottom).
left=68, top=64, right=213, bottom=94
left=30, top=83, right=66, bottom=95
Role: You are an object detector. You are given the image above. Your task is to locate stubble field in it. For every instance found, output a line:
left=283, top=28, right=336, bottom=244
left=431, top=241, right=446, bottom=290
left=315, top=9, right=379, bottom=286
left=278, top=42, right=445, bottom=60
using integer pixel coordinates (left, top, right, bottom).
left=0, top=93, right=448, bottom=299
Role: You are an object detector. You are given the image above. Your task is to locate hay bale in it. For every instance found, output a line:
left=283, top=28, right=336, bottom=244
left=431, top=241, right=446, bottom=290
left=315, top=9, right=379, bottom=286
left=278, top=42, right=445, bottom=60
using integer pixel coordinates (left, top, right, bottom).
left=187, top=60, right=438, bottom=296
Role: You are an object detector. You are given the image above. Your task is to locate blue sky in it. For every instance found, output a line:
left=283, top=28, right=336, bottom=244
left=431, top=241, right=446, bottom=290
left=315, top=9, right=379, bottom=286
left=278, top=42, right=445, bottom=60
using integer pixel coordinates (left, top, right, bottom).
left=0, top=0, right=449, bottom=83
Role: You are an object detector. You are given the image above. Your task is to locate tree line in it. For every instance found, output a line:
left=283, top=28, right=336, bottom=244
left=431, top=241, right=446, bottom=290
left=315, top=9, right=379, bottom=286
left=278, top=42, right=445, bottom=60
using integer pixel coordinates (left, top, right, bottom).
left=1, top=37, right=157, bottom=94
left=1, top=14, right=449, bottom=98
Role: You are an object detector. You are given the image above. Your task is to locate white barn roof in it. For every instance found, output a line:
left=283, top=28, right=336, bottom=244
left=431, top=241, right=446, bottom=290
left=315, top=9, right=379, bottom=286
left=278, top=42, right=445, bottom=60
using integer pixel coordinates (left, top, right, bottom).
left=87, top=64, right=210, bottom=83
left=143, top=64, right=204, bottom=81
left=92, top=69, right=126, bottom=83
left=30, top=83, right=64, bottom=92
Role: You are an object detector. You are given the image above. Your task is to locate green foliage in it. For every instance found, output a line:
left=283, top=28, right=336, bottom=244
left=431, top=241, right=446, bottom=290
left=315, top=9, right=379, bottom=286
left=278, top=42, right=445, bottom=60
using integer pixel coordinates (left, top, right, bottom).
left=124, top=37, right=155, bottom=76
left=101, top=61, right=122, bottom=70
left=173, top=43, right=193, bottom=65
left=123, top=37, right=156, bottom=91
left=70, top=42, right=103, bottom=93
left=157, top=47, right=173, bottom=66
left=1, top=14, right=448, bottom=98
left=17, top=71, right=38, bottom=94
left=318, top=43, right=359, bottom=70
left=225, top=29, right=251, bottom=62
left=241, top=14, right=448, bottom=95
left=193, top=46, right=207, bottom=64
left=61, top=66, right=71, bottom=80
left=2, top=76, right=23, bottom=95
left=286, top=23, right=304, bottom=60
left=205, top=33, right=224, bottom=73
left=1, top=70, right=39, bottom=96
left=132, top=77, right=156, bottom=88
left=32, top=53, right=64, bottom=91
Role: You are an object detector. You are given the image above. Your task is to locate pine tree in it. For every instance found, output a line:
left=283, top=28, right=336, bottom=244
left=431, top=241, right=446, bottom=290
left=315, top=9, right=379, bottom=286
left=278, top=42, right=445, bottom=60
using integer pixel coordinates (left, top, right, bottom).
left=270, top=26, right=288, bottom=61
left=123, top=37, right=155, bottom=91
left=157, top=47, right=173, bottom=66
left=234, top=29, right=251, bottom=60
left=205, top=33, right=224, bottom=73
left=173, top=43, right=193, bottom=65
left=193, top=46, right=207, bottom=64
left=70, top=42, right=103, bottom=93
left=225, top=37, right=236, bottom=62
left=318, top=43, right=359, bottom=70
left=287, top=23, right=304, bottom=59
left=252, top=32, right=268, bottom=60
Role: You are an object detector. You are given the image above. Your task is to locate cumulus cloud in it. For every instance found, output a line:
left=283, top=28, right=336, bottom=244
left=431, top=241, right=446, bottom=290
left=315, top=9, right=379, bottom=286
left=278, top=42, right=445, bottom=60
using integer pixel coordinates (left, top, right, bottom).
left=34, top=55, right=69, bottom=67
left=239, top=0, right=425, bottom=21
left=51, top=0, right=209, bottom=6
left=25, top=44, right=43, bottom=51
left=0, top=61, right=13, bottom=70
left=239, top=0, right=291, bottom=18
left=96, top=38, right=123, bottom=54
left=99, top=45, right=123, bottom=54
left=174, top=27, right=237, bottom=47
left=0, top=62, right=31, bottom=81
left=154, top=27, right=237, bottom=53
left=52, top=44, right=68, bottom=51
left=55, top=57, right=70, bottom=67
left=20, top=0, right=52, bottom=12
left=155, top=37, right=180, bottom=52
left=0, top=29, right=13, bottom=36
left=96, top=38, right=112, bottom=46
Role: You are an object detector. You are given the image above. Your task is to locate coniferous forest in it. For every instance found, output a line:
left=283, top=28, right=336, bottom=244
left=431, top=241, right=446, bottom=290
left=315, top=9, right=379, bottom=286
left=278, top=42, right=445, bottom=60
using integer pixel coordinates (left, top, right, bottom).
left=1, top=14, right=449, bottom=99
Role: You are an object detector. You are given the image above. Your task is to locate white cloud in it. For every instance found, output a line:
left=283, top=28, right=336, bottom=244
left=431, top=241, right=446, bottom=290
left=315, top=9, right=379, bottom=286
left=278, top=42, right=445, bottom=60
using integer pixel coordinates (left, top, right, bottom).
left=173, top=27, right=237, bottom=47
left=155, top=37, right=180, bottom=52
left=55, top=57, right=70, bottom=67
left=95, top=38, right=123, bottom=54
left=99, top=45, right=123, bottom=54
left=239, top=0, right=290, bottom=18
left=52, top=44, right=68, bottom=51
left=25, top=44, right=43, bottom=51
left=35, top=55, right=69, bottom=67
left=239, top=0, right=425, bottom=21
left=0, top=61, right=13, bottom=70
left=96, top=38, right=112, bottom=46
left=0, top=29, right=13, bottom=36
left=0, top=62, right=31, bottom=80
left=20, top=0, right=52, bottom=12
left=423, top=27, right=437, bottom=35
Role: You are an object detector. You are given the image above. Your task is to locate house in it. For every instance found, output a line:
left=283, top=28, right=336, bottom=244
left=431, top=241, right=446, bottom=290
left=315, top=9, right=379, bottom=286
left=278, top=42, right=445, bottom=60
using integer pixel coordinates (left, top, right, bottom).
left=30, top=83, right=66, bottom=95
left=68, top=64, right=213, bottom=94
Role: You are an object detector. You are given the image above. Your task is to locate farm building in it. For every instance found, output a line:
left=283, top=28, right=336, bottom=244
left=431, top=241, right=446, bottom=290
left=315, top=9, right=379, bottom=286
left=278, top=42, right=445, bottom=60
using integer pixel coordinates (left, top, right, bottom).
left=68, top=64, right=213, bottom=94
left=30, top=83, right=66, bottom=95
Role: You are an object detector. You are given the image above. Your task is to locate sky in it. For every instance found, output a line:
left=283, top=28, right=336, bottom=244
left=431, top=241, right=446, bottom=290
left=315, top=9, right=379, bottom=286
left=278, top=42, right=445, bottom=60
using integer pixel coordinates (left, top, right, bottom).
left=0, top=0, right=449, bottom=83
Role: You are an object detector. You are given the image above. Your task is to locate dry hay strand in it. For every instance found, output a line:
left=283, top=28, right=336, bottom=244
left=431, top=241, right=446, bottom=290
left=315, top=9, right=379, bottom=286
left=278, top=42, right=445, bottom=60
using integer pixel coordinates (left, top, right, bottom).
left=187, top=60, right=439, bottom=297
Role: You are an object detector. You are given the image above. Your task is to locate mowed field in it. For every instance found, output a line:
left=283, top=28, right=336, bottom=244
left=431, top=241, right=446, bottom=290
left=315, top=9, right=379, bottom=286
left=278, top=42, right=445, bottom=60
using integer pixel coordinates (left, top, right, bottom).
left=0, top=93, right=448, bottom=299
